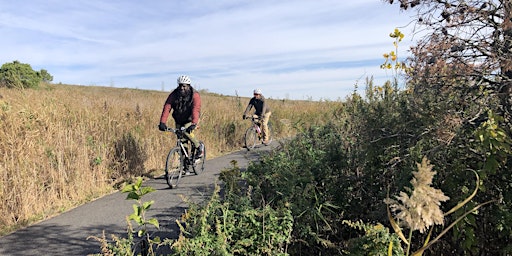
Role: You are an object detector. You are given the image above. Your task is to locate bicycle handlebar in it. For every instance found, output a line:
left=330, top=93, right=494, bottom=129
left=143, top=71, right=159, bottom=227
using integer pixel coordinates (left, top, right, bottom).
left=245, top=116, right=260, bottom=121
left=164, top=127, right=186, bottom=133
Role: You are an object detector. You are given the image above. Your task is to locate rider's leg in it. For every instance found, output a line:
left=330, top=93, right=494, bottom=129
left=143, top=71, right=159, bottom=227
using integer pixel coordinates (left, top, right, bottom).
left=181, top=123, right=203, bottom=157
left=261, top=111, right=271, bottom=143
left=178, top=123, right=200, bottom=147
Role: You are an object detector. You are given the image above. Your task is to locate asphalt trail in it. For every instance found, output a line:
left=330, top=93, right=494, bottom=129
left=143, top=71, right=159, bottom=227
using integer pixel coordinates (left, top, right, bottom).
left=0, top=143, right=276, bottom=256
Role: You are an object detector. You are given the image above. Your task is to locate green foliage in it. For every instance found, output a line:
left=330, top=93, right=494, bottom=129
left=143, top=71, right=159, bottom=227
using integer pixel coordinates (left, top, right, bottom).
left=342, top=220, right=404, bottom=256
left=172, top=164, right=293, bottom=255
left=243, top=123, right=352, bottom=254
left=0, top=60, right=53, bottom=89
left=474, top=110, right=512, bottom=178
left=235, top=69, right=510, bottom=255
left=122, top=177, right=159, bottom=235
left=38, top=69, right=53, bottom=82
left=193, top=28, right=511, bottom=255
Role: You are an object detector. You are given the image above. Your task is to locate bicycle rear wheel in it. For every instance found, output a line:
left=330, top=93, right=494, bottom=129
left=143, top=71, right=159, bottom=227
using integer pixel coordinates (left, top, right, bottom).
left=165, top=148, right=183, bottom=189
left=244, top=127, right=258, bottom=150
left=193, top=142, right=206, bottom=175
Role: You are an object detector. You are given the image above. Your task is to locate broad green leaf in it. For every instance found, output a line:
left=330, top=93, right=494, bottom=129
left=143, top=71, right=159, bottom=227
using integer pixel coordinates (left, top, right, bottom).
left=146, top=218, right=160, bottom=229
left=142, top=200, right=154, bottom=210
left=141, top=186, right=156, bottom=195
left=126, top=191, right=140, bottom=200
left=121, top=184, right=135, bottom=193
left=135, top=177, right=143, bottom=187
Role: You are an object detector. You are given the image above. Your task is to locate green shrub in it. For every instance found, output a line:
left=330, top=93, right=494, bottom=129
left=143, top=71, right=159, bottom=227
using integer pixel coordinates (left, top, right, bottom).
left=343, top=220, right=404, bottom=256
left=172, top=163, right=293, bottom=255
left=0, top=61, right=52, bottom=89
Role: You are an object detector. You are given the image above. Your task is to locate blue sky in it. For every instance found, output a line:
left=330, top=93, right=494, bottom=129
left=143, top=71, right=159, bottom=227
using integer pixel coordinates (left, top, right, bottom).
left=0, top=0, right=416, bottom=100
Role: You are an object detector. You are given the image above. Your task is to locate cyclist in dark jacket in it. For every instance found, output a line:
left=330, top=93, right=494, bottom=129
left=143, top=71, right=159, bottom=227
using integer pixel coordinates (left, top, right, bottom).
left=243, top=88, right=272, bottom=145
left=158, top=75, right=203, bottom=158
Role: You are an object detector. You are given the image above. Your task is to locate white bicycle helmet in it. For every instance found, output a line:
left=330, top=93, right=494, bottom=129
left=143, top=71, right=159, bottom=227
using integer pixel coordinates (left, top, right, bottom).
left=177, top=75, right=191, bottom=85
left=253, top=88, right=262, bottom=94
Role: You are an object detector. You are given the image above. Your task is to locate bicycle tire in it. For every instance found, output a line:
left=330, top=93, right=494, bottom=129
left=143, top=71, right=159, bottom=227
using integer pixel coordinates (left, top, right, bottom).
left=165, top=147, right=183, bottom=189
left=244, top=127, right=258, bottom=150
left=193, top=142, right=206, bottom=175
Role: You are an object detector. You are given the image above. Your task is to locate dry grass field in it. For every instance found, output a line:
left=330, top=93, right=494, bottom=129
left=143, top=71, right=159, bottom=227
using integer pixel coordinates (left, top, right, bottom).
left=0, top=83, right=342, bottom=235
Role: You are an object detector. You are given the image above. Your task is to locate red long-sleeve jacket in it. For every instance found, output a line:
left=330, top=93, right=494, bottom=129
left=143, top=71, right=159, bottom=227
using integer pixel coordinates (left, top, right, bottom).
left=160, top=89, right=201, bottom=125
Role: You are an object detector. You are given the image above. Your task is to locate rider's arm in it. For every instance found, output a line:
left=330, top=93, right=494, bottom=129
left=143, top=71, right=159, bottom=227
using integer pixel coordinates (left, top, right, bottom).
left=261, top=96, right=268, bottom=115
left=160, top=93, right=175, bottom=124
left=191, top=91, right=201, bottom=125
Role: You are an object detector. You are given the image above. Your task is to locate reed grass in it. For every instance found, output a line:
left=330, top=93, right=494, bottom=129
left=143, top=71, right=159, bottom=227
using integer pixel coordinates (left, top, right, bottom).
left=0, top=83, right=341, bottom=235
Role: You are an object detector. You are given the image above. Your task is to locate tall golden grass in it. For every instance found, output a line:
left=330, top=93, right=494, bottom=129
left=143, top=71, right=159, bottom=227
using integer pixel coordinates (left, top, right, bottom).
left=0, top=83, right=342, bottom=235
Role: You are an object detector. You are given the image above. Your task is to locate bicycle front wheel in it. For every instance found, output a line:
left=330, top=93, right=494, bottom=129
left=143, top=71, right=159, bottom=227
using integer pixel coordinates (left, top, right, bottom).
left=244, top=127, right=258, bottom=150
left=165, top=148, right=183, bottom=189
left=193, top=142, right=206, bottom=175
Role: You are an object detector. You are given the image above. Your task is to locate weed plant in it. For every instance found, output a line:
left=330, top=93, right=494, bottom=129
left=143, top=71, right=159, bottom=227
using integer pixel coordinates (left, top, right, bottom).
left=171, top=162, right=293, bottom=255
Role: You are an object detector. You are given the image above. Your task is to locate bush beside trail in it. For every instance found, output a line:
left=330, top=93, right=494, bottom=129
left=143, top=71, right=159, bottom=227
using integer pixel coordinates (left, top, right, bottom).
left=168, top=76, right=511, bottom=255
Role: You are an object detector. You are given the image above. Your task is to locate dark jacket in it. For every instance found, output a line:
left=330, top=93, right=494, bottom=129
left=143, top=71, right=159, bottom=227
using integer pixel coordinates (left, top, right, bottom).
left=243, top=95, right=270, bottom=116
left=160, top=89, right=201, bottom=125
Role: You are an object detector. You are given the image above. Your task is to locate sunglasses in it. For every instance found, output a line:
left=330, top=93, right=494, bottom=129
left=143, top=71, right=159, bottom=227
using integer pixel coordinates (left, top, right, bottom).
left=179, top=83, right=190, bottom=87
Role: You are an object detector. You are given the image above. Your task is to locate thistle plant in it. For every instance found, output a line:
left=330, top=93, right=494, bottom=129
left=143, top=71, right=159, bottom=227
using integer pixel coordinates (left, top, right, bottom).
left=385, top=157, right=492, bottom=256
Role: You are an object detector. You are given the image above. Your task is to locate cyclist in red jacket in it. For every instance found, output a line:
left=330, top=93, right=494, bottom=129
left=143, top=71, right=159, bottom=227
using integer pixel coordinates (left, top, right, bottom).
left=159, top=75, right=203, bottom=158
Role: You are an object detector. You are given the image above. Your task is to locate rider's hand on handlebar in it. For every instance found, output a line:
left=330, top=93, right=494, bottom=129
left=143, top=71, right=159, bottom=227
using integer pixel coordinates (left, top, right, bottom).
left=186, top=124, right=196, bottom=133
left=158, top=122, right=167, bottom=131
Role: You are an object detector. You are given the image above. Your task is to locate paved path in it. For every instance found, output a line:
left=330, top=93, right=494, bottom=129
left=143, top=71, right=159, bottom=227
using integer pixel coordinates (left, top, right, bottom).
left=0, top=143, right=276, bottom=256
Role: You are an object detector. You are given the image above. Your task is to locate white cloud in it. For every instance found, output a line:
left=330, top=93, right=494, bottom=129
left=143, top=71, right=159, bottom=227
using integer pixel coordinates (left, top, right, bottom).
left=0, top=0, right=417, bottom=100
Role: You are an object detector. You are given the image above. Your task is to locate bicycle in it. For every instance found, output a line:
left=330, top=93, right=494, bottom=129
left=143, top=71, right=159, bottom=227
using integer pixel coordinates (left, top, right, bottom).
left=244, top=115, right=272, bottom=150
left=164, top=127, right=206, bottom=189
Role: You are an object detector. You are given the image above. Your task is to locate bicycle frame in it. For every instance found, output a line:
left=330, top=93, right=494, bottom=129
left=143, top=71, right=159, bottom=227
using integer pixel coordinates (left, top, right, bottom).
left=254, top=121, right=262, bottom=134
left=169, top=127, right=195, bottom=158
left=177, top=137, right=191, bottom=158
left=164, top=127, right=206, bottom=188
